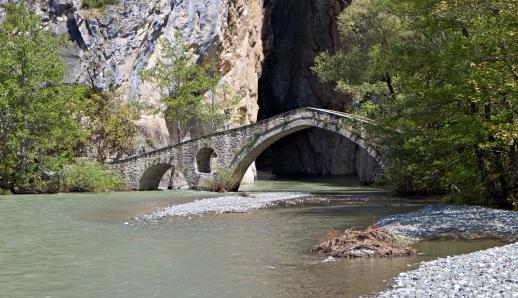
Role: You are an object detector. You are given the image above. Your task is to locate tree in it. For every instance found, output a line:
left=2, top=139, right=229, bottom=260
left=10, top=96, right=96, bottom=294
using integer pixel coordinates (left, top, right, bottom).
left=205, top=79, right=243, bottom=133
left=141, top=36, right=238, bottom=143
left=80, top=89, right=140, bottom=162
left=0, top=3, right=89, bottom=192
left=0, top=3, right=137, bottom=193
left=314, top=0, right=517, bottom=208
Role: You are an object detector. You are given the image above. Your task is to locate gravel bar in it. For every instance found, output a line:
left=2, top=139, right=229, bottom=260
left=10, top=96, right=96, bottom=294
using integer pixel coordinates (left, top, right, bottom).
left=378, top=242, right=518, bottom=298
left=376, top=204, right=518, bottom=242
left=139, top=192, right=309, bottom=220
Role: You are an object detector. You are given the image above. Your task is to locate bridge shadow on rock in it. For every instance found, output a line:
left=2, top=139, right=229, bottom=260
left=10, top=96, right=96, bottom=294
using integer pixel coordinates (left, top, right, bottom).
left=255, top=127, right=381, bottom=186
left=109, top=108, right=383, bottom=191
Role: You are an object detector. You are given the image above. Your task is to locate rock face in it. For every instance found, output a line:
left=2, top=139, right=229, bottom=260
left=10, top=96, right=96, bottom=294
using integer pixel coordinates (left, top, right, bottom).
left=0, top=0, right=264, bottom=149
left=256, top=0, right=380, bottom=177
left=1, top=0, right=381, bottom=182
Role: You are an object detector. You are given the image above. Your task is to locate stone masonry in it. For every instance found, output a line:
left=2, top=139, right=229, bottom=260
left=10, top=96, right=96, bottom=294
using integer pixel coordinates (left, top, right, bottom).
left=109, top=107, right=383, bottom=191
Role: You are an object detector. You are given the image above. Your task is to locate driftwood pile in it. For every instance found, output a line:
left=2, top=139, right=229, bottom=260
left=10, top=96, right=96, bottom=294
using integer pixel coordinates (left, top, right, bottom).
left=312, top=226, right=415, bottom=258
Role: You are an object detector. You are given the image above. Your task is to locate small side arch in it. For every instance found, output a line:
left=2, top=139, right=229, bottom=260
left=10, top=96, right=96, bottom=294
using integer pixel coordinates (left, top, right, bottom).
left=196, top=147, right=218, bottom=174
left=139, top=163, right=175, bottom=190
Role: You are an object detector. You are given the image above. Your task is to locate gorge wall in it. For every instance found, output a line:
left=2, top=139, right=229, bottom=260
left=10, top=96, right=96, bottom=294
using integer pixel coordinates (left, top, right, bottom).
left=0, top=0, right=380, bottom=182
left=0, top=0, right=265, bottom=149
left=258, top=0, right=379, bottom=180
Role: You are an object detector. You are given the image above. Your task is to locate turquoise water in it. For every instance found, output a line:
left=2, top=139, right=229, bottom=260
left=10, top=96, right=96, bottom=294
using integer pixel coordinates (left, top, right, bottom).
left=0, top=181, right=502, bottom=297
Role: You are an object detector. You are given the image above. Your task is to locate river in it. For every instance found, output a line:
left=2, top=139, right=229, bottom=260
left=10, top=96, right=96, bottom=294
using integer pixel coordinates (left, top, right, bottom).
left=0, top=178, right=502, bottom=297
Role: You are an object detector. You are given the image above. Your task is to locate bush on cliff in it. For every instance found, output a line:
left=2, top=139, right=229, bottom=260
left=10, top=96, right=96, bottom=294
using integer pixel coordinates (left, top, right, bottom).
left=81, top=0, right=118, bottom=9
left=61, top=159, right=126, bottom=192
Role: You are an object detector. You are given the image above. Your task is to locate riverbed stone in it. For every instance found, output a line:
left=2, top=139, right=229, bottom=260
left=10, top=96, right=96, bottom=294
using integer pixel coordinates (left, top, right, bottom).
left=376, top=204, right=518, bottom=242
left=378, top=243, right=518, bottom=298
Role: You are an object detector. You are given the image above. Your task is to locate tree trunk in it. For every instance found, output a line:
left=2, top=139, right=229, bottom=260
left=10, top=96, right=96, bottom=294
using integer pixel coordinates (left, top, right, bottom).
left=475, top=150, right=512, bottom=208
left=384, top=73, right=395, bottom=95
left=509, top=141, right=518, bottom=208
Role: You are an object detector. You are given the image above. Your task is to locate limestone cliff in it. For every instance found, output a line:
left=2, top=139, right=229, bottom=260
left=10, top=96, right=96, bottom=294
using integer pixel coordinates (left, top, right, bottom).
left=0, top=0, right=380, bottom=183
left=0, top=0, right=264, bottom=149
left=257, top=0, right=379, bottom=180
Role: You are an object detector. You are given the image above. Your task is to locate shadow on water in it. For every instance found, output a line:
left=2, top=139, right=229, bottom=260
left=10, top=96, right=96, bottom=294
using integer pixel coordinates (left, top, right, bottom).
left=240, top=175, right=389, bottom=195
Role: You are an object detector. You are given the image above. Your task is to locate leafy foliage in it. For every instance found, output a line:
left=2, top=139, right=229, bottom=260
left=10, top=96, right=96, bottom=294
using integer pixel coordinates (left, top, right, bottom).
left=314, top=0, right=517, bottom=207
left=142, top=36, right=241, bottom=143
left=0, top=3, right=89, bottom=193
left=80, top=89, right=140, bottom=162
left=0, top=189, right=13, bottom=196
left=61, top=159, right=126, bottom=192
left=81, top=0, right=118, bottom=9
left=0, top=3, right=137, bottom=193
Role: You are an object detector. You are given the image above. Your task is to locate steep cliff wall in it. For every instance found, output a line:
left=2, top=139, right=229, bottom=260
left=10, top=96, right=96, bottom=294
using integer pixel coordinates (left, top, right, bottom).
left=0, top=0, right=264, bottom=149
left=257, top=0, right=380, bottom=180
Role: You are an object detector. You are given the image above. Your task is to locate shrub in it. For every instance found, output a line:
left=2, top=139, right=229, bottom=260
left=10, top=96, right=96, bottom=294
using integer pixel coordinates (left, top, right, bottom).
left=0, top=189, right=12, bottom=195
left=61, top=159, right=126, bottom=192
left=208, top=169, right=236, bottom=193
left=145, top=138, right=159, bottom=149
left=82, top=0, right=118, bottom=9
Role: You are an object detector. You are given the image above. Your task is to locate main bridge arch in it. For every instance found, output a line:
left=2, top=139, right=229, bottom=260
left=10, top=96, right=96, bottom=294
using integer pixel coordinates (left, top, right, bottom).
left=224, top=108, right=382, bottom=190
left=110, top=108, right=383, bottom=191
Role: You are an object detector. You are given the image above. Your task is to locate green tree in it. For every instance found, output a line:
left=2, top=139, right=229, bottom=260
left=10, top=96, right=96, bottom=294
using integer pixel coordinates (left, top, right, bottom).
left=314, top=0, right=517, bottom=208
left=0, top=3, right=89, bottom=193
left=0, top=3, right=135, bottom=193
left=80, top=89, right=140, bottom=162
left=142, top=36, right=237, bottom=143
left=206, top=79, right=243, bottom=132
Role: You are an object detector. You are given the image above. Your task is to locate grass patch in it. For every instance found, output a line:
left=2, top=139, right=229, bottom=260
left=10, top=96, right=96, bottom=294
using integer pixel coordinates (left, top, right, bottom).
left=81, top=0, right=118, bottom=9
left=312, top=226, right=415, bottom=258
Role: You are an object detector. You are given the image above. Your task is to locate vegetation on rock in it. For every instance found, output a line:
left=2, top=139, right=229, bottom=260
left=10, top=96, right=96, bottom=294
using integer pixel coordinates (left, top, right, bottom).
left=80, top=89, right=140, bottom=163
left=208, top=169, right=237, bottom=193
left=81, top=0, right=118, bottom=10
left=314, top=0, right=518, bottom=208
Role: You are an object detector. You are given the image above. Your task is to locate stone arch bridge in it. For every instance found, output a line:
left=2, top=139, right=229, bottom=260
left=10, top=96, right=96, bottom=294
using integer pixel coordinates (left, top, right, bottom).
left=110, top=108, right=384, bottom=191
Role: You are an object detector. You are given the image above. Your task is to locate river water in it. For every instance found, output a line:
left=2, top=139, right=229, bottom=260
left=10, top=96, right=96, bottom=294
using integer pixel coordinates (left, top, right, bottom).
left=0, top=178, right=502, bottom=297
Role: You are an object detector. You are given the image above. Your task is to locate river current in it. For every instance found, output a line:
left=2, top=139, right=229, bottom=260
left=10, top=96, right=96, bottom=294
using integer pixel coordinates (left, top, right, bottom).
left=0, top=178, right=501, bottom=297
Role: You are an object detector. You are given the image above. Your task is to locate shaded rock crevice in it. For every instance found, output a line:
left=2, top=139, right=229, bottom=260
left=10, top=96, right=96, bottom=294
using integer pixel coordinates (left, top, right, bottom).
left=258, top=0, right=380, bottom=182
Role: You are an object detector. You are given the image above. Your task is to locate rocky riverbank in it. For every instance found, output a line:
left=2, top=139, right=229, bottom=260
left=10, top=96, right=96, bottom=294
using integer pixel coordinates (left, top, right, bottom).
left=373, top=205, right=517, bottom=297
left=138, top=192, right=309, bottom=221
left=376, top=204, right=518, bottom=242
left=378, top=242, right=518, bottom=297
